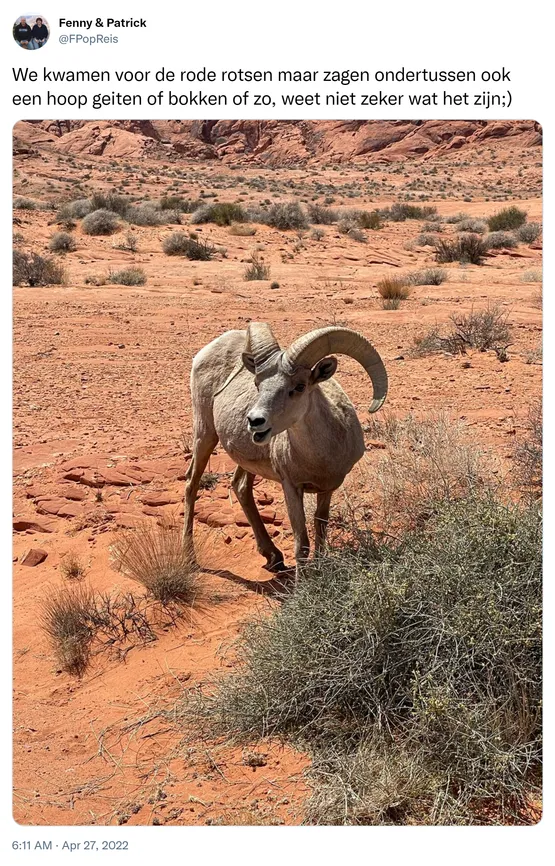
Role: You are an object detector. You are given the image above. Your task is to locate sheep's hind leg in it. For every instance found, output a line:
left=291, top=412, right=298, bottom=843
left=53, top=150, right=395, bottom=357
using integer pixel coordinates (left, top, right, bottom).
left=183, top=427, right=219, bottom=554
left=232, top=467, right=285, bottom=572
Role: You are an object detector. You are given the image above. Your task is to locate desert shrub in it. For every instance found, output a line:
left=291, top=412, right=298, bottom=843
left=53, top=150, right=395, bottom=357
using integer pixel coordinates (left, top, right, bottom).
left=265, top=201, right=309, bottom=230
left=159, top=195, right=202, bottom=213
left=84, top=273, right=106, bottom=286
left=113, top=231, right=138, bottom=252
left=48, top=231, right=77, bottom=253
left=485, top=231, right=518, bottom=249
left=14, top=196, right=46, bottom=210
left=307, top=204, right=339, bottom=224
left=192, top=493, right=541, bottom=825
left=416, top=233, right=438, bottom=247
left=514, top=401, right=542, bottom=497
left=520, top=269, right=542, bottom=283
left=40, top=584, right=95, bottom=676
left=487, top=206, right=527, bottom=231
left=108, top=267, right=147, bottom=286
left=13, top=251, right=65, bottom=286
left=244, top=253, right=270, bottom=281
left=382, top=298, right=401, bottom=310
left=125, top=204, right=166, bottom=226
left=112, top=521, right=199, bottom=604
left=444, top=212, right=470, bottom=224
left=60, top=552, right=86, bottom=581
left=456, top=218, right=487, bottom=234
left=89, top=191, right=130, bottom=217
left=435, top=234, right=488, bottom=265
left=191, top=202, right=246, bottom=226
left=376, top=276, right=410, bottom=300
left=162, top=233, right=215, bottom=260
left=516, top=222, right=542, bottom=244
left=449, top=305, right=511, bottom=351
left=228, top=224, right=257, bottom=236
left=82, top=209, right=121, bottom=235
left=56, top=198, right=92, bottom=220
left=310, top=228, right=325, bottom=241
left=199, top=471, right=219, bottom=491
left=357, top=210, right=383, bottom=230
left=339, top=220, right=367, bottom=242
left=408, top=268, right=447, bottom=286
left=384, top=203, right=438, bottom=222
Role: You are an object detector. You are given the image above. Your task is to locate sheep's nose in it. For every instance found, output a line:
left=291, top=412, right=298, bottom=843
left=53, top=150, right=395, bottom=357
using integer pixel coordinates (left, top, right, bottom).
left=248, top=413, right=267, bottom=428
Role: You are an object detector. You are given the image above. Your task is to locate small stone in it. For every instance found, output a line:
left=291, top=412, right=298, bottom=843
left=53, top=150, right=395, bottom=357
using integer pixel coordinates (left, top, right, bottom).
left=21, top=548, right=48, bottom=567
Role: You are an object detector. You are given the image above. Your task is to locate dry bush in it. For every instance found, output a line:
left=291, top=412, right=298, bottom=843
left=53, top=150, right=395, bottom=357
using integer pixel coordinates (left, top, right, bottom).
left=13, top=251, right=66, bottom=287
left=112, top=520, right=199, bottom=604
left=382, top=298, right=401, bottom=310
left=516, top=223, right=541, bottom=244
left=449, top=305, right=511, bottom=351
left=56, top=198, right=92, bottom=220
left=89, top=191, right=130, bottom=216
left=82, top=209, right=121, bottom=236
left=485, top=231, right=518, bottom=249
left=338, top=220, right=367, bottom=242
left=48, top=231, right=77, bottom=253
left=244, top=253, right=270, bottom=281
left=113, top=231, right=138, bottom=252
left=376, top=276, right=410, bottom=300
left=407, top=268, right=447, bottom=286
left=456, top=218, right=487, bottom=234
left=40, top=584, right=96, bottom=676
left=108, top=267, right=147, bottom=286
left=264, top=201, right=308, bottom=231
left=307, top=204, right=339, bottom=224
left=514, top=401, right=542, bottom=497
left=382, top=203, right=438, bottom=221
left=361, top=413, right=496, bottom=532
left=192, top=202, right=246, bottom=226
left=60, top=552, right=86, bottom=581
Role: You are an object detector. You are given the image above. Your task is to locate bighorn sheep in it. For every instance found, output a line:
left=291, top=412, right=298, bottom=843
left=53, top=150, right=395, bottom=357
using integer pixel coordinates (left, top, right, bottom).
left=183, top=323, right=387, bottom=570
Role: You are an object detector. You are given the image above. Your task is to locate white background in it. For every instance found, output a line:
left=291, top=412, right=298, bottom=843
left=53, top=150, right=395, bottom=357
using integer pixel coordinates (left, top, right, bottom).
left=3, top=1, right=550, bottom=862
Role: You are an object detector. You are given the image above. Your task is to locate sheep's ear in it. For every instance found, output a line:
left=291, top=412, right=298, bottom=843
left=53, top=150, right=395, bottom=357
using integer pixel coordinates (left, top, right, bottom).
left=310, top=356, right=337, bottom=384
left=242, top=353, right=256, bottom=374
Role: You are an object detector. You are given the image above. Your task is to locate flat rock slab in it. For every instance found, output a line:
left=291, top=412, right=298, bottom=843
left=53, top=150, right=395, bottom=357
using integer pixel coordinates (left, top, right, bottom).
left=140, top=493, right=180, bottom=507
left=13, top=518, right=55, bottom=534
left=20, top=548, right=48, bottom=567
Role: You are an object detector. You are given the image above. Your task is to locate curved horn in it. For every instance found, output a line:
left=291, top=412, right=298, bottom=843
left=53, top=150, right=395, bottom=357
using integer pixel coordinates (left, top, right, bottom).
left=244, top=322, right=281, bottom=370
left=284, top=327, right=388, bottom=413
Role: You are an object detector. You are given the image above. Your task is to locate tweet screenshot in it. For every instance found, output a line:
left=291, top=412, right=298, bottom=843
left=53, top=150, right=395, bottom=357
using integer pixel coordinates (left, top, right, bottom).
left=4, top=1, right=548, bottom=862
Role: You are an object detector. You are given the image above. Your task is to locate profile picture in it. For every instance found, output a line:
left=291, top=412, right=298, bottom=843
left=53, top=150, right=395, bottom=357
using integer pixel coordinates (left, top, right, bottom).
left=13, top=14, right=50, bottom=49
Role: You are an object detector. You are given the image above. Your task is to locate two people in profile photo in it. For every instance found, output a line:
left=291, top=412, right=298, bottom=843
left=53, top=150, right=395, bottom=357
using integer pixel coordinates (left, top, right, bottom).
left=13, top=15, right=50, bottom=49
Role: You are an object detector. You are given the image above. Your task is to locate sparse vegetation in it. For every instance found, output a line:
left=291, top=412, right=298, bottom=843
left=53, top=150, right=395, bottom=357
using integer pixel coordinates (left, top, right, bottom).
left=114, top=231, right=138, bottom=252
left=383, top=203, right=438, bottom=222
left=60, top=552, right=87, bottom=581
left=162, top=232, right=215, bottom=260
left=113, top=520, right=199, bottom=605
left=485, top=231, right=518, bottom=249
left=244, top=253, right=270, bottom=281
left=514, top=401, right=542, bottom=497
left=521, top=269, right=542, bottom=283
left=13, top=251, right=66, bottom=287
left=228, top=224, right=257, bottom=236
left=265, top=201, right=308, bottom=231
left=456, top=218, right=487, bottom=234
left=307, top=204, right=338, bottom=225
left=40, top=584, right=95, bottom=676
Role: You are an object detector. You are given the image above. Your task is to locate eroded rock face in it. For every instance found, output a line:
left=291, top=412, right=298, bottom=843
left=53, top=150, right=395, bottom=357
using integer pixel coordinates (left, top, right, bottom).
left=14, top=120, right=542, bottom=166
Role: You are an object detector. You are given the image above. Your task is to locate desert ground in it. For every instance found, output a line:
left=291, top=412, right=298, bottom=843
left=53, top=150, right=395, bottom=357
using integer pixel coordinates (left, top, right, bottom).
left=12, top=120, right=542, bottom=825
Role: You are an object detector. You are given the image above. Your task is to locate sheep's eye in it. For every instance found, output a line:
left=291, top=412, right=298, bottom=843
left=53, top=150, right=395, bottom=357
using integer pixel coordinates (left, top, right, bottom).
left=295, top=383, right=306, bottom=393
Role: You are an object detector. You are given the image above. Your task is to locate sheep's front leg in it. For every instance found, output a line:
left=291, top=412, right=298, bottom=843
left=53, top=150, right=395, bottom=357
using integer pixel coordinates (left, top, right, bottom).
left=282, top=480, right=309, bottom=570
left=314, top=491, right=333, bottom=555
left=231, top=467, right=285, bottom=572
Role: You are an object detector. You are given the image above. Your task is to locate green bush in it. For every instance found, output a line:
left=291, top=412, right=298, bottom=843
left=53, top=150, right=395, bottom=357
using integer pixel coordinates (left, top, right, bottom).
left=194, top=495, right=541, bottom=824
left=89, top=190, right=130, bottom=217
left=107, top=267, right=147, bottom=286
left=48, top=231, right=77, bottom=253
left=191, top=202, right=246, bottom=226
left=82, top=209, right=121, bottom=235
left=357, top=210, right=383, bottom=230
left=487, top=206, right=527, bottom=232
left=383, top=203, right=438, bottom=222
left=13, top=251, right=65, bottom=286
